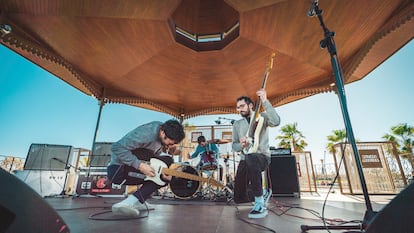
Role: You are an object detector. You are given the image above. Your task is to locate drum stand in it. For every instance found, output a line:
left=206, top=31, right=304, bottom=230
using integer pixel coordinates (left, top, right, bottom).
left=198, top=156, right=233, bottom=202
left=223, top=153, right=234, bottom=190
left=198, top=167, right=220, bottom=200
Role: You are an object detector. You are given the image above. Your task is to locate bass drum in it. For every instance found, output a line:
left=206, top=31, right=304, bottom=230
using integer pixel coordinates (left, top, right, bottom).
left=169, top=164, right=200, bottom=199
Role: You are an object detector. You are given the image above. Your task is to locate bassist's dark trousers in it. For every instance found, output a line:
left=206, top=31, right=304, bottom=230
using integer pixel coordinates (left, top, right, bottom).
left=234, top=153, right=269, bottom=203
left=107, top=148, right=173, bottom=203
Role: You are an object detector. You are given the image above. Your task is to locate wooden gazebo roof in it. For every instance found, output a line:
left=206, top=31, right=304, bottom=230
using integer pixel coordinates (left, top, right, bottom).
left=1, top=0, right=413, bottom=119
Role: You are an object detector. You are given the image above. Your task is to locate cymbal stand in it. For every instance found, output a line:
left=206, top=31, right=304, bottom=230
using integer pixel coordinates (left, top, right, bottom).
left=223, top=152, right=234, bottom=190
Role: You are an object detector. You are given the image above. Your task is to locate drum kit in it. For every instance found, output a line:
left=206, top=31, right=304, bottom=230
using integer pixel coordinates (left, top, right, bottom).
left=167, top=139, right=235, bottom=201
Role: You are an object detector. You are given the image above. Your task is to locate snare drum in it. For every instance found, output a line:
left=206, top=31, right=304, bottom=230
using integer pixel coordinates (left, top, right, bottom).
left=169, top=164, right=200, bottom=199
left=200, top=151, right=218, bottom=170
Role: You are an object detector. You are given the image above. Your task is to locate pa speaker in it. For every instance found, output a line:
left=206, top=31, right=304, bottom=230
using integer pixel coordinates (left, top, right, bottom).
left=365, top=182, right=414, bottom=233
left=269, top=155, right=300, bottom=197
left=0, top=169, right=70, bottom=232
left=13, top=170, right=68, bottom=197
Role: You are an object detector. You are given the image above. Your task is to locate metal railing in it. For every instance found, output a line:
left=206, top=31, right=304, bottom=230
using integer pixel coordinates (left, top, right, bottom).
left=0, top=155, right=25, bottom=173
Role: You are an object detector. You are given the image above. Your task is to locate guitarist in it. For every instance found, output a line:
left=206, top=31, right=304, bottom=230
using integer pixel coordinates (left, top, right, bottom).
left=107, top=119, right=185, bottom=217
left=232, top=89, right=280, bottom=219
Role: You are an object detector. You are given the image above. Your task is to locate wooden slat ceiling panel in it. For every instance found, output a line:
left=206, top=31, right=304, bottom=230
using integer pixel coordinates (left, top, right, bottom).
left=1, top=0, right=412, bottom=118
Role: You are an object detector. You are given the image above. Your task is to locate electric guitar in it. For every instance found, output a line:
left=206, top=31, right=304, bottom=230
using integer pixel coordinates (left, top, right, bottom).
left=144, top=158, right=225, bottom=189
left=243, top=53, right=275, bottom=154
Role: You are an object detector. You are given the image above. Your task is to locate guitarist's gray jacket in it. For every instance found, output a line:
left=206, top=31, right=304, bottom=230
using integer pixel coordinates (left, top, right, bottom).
left=109, top=121, right=165, bottom=170
left=232, top=100, right=280, bottom=160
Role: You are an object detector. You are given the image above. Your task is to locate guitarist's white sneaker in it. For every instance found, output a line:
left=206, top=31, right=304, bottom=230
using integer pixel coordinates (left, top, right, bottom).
left=112, top=195, right=140, bottom=217
left=137, top=201, right=154, bottom=211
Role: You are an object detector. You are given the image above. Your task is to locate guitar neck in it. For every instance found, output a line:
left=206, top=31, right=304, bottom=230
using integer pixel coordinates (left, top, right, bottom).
left=247, top=74, right=268, bottom=134
left=162, top=167, right=224, bottom=188
left=246, top=53, right=275, bottom=138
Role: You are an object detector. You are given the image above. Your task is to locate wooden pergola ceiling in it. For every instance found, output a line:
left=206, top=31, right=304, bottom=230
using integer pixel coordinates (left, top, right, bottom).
left=0, top=0, right=413, bottom=119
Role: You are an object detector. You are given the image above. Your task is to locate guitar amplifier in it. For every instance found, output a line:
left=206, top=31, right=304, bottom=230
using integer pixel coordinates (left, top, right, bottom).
left=269, top=155, right=300, bottom=197
left=75, top=172, right=126, bottom=197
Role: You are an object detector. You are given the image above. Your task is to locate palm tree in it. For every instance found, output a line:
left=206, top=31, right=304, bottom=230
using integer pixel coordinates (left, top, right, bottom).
left=276, top=122, right=307, bottom=152
left=326, top=129, right=347, bottom=153
left=382, top=123, right=414, bottom=171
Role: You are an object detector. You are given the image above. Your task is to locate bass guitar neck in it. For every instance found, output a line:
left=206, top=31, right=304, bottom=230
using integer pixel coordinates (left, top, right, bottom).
left=243, top=53, right=275, bottom=154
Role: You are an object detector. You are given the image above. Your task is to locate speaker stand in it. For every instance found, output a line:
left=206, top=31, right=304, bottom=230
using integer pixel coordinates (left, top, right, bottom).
left=301, top=2, right=377, bottom=232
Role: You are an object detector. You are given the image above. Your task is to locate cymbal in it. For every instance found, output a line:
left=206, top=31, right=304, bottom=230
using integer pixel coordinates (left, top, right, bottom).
left=208, top=139, right=231, bottom=144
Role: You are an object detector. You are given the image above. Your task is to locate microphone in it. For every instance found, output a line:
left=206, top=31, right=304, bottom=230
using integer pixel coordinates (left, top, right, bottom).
left=128, top=172, right=146, bottom=179
left=52, top=157, right=66, bottom=164
left=307, top=0, right=319, bottom=17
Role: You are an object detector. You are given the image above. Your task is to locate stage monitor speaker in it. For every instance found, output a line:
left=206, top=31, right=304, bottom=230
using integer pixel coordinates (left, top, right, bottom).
left=0, top=169, right=70, bottom=232
left=90, top=142, right=113, bottom=167
left=24, top=143, right=73, bottom=171
left=269, top=155, right=300, bottom=197
left=365, top=182, right=414, bottom=233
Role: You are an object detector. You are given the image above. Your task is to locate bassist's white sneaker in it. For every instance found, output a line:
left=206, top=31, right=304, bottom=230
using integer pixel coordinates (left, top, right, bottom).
left=263, top=189, right=272, bottom=207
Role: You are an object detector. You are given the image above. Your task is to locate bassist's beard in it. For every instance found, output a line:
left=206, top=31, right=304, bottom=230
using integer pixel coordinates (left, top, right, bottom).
left=240, top=108, right=251, bottom=118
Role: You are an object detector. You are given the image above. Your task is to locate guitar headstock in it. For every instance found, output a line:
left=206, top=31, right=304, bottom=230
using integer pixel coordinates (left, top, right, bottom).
left=266, top=52, right=276, bottom=74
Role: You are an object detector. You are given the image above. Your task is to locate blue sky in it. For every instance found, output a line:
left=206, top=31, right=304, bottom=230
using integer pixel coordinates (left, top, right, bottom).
left=0, top=39, right=413, bottom=163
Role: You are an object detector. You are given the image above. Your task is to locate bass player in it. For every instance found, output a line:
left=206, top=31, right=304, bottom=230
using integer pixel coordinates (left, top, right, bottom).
left=232, top=88, right=280, bottom=218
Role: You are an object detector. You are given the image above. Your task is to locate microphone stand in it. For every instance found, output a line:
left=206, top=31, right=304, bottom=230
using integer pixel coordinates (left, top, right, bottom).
left=48, top=158, right=80, bottom=198
left=301, top=2, right=377, bottom=232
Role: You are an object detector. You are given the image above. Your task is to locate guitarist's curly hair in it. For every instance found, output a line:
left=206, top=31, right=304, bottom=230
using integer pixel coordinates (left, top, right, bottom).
left=236, top=96, right=254, bottom=106
left=161, top=119, right=185, bottom=143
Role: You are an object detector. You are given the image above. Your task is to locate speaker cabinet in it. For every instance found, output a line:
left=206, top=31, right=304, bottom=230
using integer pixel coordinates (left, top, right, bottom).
left=269, top=155, right=300, bottom=197
left=365, top=182, right=414, bottom=233
left=24, top=143, right=73, bottom=171
left=90, top=142, right=113, bottom=167
left=0, top=169, right=70, bottom=232
left=13, top=170, right=68, bottom=197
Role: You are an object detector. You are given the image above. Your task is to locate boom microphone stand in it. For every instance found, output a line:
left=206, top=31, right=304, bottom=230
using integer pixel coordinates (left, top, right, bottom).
left=301, top=1, right=377, bottom=232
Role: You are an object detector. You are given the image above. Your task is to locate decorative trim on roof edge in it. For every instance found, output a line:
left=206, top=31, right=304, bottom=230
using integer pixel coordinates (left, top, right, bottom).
left=344, top=2, right=414, bottom=81
left=0, top=31, right=102, bottom=99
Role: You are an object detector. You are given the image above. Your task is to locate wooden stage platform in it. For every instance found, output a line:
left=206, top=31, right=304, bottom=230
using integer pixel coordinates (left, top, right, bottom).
left=42, top=189, right=392, bottom=233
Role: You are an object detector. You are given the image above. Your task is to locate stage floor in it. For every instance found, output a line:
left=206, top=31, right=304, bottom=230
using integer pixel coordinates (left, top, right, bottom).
left=43, top=189, right=393, bottom=233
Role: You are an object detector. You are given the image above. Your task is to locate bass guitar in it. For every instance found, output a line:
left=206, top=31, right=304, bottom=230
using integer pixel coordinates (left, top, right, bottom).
left=243, top=53, right=275, bottom=154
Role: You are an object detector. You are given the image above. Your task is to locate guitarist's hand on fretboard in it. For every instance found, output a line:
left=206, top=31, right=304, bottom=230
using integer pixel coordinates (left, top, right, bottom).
left=256, top=88, right=267, bottom=103
left=240, top=136, right=248, bottom=148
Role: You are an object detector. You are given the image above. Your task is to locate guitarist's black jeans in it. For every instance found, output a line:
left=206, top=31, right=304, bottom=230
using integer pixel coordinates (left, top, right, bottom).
left=107, top=148, right=173, bottom=203
left=234, top=153, right=269, bottom=204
